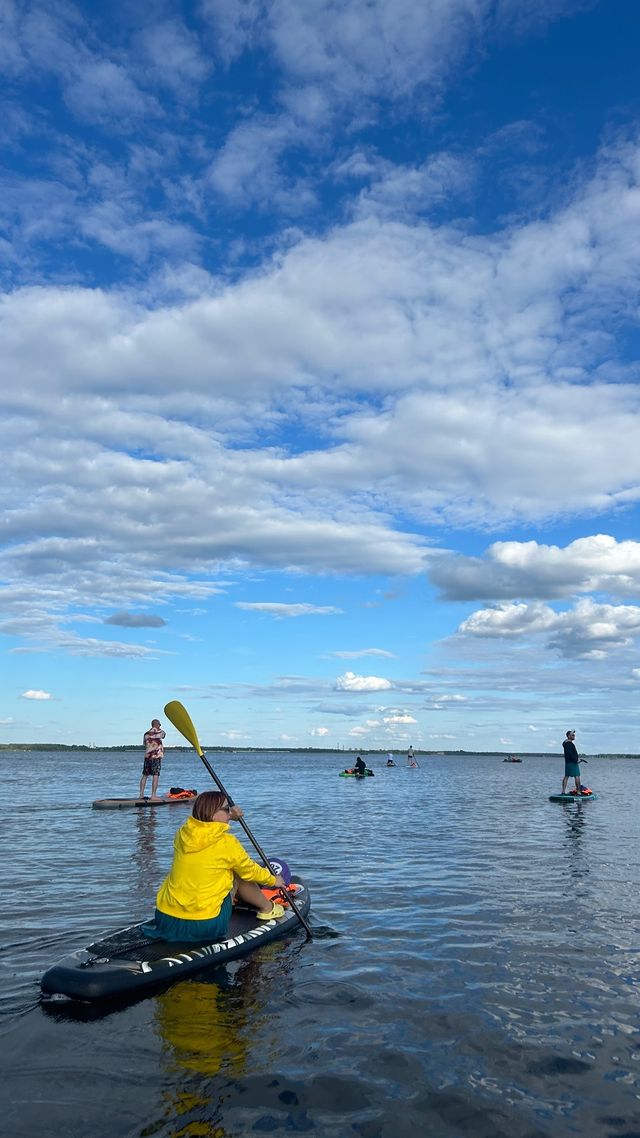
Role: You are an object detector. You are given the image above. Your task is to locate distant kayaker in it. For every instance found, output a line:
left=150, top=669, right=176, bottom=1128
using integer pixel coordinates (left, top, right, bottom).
left=140, top=718, right=166, bottom=800
left=561, top=730, right=582, bottom=795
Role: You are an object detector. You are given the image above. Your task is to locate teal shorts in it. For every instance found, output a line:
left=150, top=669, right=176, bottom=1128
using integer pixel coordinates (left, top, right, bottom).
left=564, top=762, right=581, bottom=777
left=143, top=892, right=233, bottom=943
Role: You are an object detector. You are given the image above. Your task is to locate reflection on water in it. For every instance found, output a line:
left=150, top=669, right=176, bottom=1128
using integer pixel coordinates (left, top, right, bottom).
left=133, top=809, right=160, bottom=881
left=560, top=802, right=590, bottom=887
left=153, top=944, right=300, bottom=1137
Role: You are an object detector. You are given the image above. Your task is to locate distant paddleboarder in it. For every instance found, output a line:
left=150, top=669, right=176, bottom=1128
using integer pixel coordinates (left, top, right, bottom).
left=561, top=730, right=581, bottom=796
left=140, top=718, right=166, bottom=800
left=407, top=746, right=418, bottom=768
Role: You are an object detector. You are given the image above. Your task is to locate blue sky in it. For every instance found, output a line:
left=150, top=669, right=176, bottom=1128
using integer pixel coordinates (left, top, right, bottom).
left=2, top=0, right=640, bottom=752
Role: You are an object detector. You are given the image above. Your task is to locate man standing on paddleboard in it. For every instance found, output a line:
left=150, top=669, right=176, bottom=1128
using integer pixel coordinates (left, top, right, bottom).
left=561, top=730, right=582, bottom=796
left=140, top=718, right=166, bottom=800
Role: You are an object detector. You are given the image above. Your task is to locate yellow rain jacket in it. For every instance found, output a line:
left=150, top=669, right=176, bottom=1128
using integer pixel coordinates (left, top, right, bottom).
left=156, top=816, right=276, bottom=921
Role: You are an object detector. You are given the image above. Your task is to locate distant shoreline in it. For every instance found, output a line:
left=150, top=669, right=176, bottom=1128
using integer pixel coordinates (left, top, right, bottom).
left=0, top=744, right=637, bottom=758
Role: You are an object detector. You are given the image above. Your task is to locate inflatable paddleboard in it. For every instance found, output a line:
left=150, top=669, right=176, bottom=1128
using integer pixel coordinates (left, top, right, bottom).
left=549, top=793, right=597, bottom=802
left=92, top=793, right=197, bottom=810
left=340, top=768, right=374, bottom=777
left=41, top=877, right=310, bottom=1002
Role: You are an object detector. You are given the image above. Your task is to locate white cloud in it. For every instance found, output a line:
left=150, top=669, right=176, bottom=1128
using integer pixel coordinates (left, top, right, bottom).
left=383, top=714, right=417, bottom=724
left=260, top=0, right=583, bottom=104
left=134, top=19, right=212, bottom=96
left=430, top=535, right=640, bottom=601
left=196, top=0, right=590, bottom=212
left=21, top=689, right=52, bottom=700
left=208, top=115, right=317, bottom=213
left=459, top=602, right=557, bottom=639
left=310, top=726, right=329, bottom=736
left=235, top=602, right=342, bottom=617
left=458, top=598, right=640, bottom=659
left=351, top=151, right=476, bottom=222
left=328, top=648, right=395, bottom=659
left=64, top=59, right=162, bottom=125
left=335, top=670, right=392, bottom=691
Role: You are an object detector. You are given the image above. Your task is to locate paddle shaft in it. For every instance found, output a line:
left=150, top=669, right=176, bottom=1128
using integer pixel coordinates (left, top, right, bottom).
left=196, top=747, right=312, bottom=939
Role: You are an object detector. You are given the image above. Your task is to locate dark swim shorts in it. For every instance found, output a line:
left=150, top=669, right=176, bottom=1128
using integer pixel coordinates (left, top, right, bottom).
left=143, top=757, right=161, bottom=776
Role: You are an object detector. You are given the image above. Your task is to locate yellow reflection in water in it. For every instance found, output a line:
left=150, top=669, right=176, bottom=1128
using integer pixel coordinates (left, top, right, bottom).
left=153, top=942, right=296, bottom=1137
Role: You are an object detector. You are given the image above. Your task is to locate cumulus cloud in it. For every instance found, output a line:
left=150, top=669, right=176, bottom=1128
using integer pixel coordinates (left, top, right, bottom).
left=335, top=671, right=392, bottom=692
left=459, top=602, right=557, bottom=639
left=430, top=535, right=640, bottom=601
left=235, top=602, right=342, bottom=617
left=104, top=611, right=167, bottom=627
left=458, top=598, right=640, bottom=659
left=21, top=689, right=52, bottom=700
left=383, top=714, right=416, bottom=724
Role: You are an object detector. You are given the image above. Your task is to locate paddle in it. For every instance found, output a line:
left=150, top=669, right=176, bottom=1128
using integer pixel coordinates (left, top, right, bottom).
left=164, top=700, right=313, bottom=940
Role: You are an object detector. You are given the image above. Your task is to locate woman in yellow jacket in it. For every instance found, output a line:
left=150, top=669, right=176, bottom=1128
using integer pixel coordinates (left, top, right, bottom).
left=144, top=790, right=286, bottom=943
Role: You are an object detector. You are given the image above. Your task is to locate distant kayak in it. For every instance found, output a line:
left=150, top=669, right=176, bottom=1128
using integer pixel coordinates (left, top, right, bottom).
left=503, top=757, right=522, bottom=763
left=41, top=878, right=310, bottom=1002
left=92, top=792, right=197, bottom=810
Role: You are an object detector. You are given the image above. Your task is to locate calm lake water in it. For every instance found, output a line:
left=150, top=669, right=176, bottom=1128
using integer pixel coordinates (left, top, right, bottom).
left=1, top=748, right=639, bottom=1138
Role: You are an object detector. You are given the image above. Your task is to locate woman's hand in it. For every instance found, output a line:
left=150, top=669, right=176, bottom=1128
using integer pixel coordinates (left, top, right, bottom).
left=229, top=805, right=243, bottom=821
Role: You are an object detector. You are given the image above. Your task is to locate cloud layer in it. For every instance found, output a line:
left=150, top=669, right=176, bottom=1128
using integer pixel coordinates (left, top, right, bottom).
left=2, top=0, right=640, bottom=748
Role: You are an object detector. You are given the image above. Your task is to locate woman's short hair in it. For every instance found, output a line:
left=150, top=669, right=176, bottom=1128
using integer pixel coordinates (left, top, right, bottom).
left=192, top=790, right=227, bottom=822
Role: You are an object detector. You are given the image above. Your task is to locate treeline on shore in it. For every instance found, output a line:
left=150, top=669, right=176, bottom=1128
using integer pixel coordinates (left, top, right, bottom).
left=1, top=743, right=637, bottom=757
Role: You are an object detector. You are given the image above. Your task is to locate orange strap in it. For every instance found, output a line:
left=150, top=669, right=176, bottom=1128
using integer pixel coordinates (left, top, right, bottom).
left=261, top=883, right=302, bottom=908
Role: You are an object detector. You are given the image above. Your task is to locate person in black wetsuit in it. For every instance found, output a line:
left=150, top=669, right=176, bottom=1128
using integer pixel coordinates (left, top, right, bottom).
left=354, top=756, right=367, bottom=777
left=561, top=730, right=582, bottom=795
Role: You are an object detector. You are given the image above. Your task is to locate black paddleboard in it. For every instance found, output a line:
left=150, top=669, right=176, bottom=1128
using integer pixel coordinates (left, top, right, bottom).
left=41, top=878, right=310, bottom=1002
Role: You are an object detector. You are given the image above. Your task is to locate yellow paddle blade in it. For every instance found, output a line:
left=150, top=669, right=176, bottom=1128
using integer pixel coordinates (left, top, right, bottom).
left=164, top=701, right=203, bottom=756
